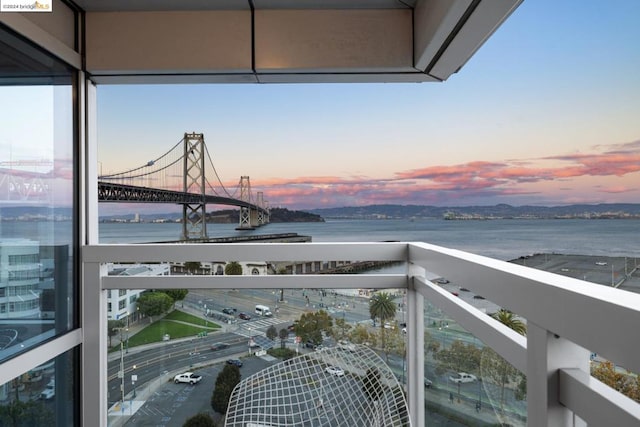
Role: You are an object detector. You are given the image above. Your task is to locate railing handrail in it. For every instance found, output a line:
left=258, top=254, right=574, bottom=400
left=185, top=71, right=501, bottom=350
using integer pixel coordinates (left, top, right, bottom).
left=83, top=241, right=640, bottom=425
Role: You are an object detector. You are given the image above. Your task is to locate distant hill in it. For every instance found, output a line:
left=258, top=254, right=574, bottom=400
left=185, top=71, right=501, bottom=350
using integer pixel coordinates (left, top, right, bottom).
left=308, top=203, right=640, bottom=219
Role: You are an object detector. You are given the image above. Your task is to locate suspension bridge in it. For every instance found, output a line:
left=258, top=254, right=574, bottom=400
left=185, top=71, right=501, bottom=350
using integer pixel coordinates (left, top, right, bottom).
left=98, top=133, right=269, bottom=240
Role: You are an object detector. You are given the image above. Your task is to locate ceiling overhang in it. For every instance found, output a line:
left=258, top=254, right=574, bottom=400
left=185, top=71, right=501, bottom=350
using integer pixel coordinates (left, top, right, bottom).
left=66, top=0, right=523, bottom=83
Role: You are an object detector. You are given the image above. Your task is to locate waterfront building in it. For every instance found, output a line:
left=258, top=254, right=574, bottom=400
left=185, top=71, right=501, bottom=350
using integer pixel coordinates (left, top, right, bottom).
left=1, top=2, right=638, bottom=427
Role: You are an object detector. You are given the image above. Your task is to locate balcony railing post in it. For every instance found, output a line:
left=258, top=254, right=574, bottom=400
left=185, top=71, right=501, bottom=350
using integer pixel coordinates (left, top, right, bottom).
left=82, top=262, right=108, bottom=427
left=407, top=264, right=425, bottom=426
left=527, top=322, right=589, bottom=426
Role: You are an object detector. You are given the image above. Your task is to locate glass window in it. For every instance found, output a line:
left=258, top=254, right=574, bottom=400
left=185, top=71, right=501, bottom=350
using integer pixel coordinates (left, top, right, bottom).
left=0, top=348, right=78, bottom=426
left=0, top=24, right=77, bottom=362
left=105, top=285, right=408, bottom=426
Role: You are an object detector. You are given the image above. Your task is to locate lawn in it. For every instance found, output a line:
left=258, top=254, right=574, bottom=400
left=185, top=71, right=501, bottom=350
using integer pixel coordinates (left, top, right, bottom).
left=163, top=309, right=221, bottom=328
left=114, top=310, right=221, bottom=349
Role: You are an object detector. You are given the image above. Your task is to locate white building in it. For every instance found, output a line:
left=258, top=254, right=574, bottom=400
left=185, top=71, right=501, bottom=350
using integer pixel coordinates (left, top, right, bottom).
left=0, top=239, right=42, bottom=319
left=106, top=263, right=170, bottom=324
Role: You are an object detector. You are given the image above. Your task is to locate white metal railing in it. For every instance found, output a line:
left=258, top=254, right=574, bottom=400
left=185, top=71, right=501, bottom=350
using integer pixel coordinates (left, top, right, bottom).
left=82, top=242, right=640, bottom=426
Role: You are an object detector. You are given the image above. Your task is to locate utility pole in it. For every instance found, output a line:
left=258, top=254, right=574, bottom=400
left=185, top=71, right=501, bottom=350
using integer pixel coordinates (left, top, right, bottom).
left=120, top=340, right=125, bottom=412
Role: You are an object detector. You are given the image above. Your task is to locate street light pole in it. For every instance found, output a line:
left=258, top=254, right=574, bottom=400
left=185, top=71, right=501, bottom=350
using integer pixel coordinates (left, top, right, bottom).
left=132, top=365, right=137, bottom=399
left=120, top=340, right=125, bottom=412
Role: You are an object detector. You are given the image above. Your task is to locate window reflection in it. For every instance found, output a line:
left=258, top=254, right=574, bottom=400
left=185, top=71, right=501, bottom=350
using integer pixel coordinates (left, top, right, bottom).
left=0, top=24, right=76, bottom=362
left=0, top=348, right=77, bottom=425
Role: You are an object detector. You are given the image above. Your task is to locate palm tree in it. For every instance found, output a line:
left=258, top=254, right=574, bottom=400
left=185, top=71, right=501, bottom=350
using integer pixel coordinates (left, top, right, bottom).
left=224, top=261, right=243, bottom=275
left=483, top=308, right=527, bottom=411
left=369, top=292, right=397, bottom=357
left=491, top=309, right=526, bottom=335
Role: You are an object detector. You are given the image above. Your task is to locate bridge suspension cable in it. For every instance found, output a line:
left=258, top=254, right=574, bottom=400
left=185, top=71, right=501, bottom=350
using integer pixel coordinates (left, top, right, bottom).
left=98, top=138, right=184, bottom=181
left=203, top=142, right=238, bottom=199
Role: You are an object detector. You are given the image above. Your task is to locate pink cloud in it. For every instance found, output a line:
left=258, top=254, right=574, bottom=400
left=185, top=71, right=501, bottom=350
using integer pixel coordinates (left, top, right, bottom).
left=253, top=139, right=640, bottom=209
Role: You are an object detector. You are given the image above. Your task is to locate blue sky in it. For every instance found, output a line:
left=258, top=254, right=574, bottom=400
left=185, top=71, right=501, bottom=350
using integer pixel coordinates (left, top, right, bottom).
left=96, top=0, right=640, bottom=212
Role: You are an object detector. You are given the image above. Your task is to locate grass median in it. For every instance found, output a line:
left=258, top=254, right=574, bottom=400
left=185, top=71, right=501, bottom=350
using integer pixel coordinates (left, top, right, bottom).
left=114, top=309, right=221, bottom=350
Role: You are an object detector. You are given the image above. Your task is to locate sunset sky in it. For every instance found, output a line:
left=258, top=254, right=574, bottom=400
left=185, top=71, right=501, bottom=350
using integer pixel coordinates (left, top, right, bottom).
left=97, top=0, right=640, bottom=212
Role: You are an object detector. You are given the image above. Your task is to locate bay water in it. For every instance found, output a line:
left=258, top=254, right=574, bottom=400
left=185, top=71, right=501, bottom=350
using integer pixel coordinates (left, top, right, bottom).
left=98, top=218, right=640, bottom=261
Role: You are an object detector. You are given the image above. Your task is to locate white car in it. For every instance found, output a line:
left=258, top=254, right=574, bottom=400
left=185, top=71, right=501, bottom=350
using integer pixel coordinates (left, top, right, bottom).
left=325, top=366, right=345, bottom=377
left=40, top=386, right=55, bottom=400
left=173, top=372, right=202, bottom=384
left=449, top=372, right=477, bottom=383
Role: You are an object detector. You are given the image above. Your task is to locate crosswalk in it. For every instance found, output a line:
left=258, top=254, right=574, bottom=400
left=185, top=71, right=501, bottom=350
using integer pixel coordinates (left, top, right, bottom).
left=233, top=316, right=286, bottom=338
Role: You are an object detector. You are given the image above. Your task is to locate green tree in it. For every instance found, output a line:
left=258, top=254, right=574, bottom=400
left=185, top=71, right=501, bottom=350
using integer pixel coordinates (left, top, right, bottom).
left=165, top=289, right=189, bottom=308
left=211, top=364, right=241, bottom=414
left=184, top=261, right=202, bottom=274
left=424, top=329, right=440, bottom=355
left=107, top=319, right=125, bottom=347
left=0, top=399, right=54, bottom=426
left=374, top=325, right=405, bottom=362
left=278, top=328, right=289, bottom=349
left=182, top=412, right=217, bottom=427
left=369, top=292, right=397, bottom=357
left=591, top=361, right=639, bottom=401
left=491, top=309, right=527, bottom=335
left=293, top=310, right=333, bottom=345
left=266, top=325, right=277, bottom=341
left=480, top=346, right=519, bottom=412
left=480, top=308, right=528, bottom=411
left=224, top=262, right=243, bottom=275
left=435, top=339, right=481, bottom=376
left=331, top=318, right=352, bottom=342
left=136, top=291, right=174, bottom=322
left=349, top=324, right=374, bottom=345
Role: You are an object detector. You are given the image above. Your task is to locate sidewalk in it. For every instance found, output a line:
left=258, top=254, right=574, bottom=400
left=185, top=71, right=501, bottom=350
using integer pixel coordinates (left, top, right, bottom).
left=426, top=385, right=525, bottom=426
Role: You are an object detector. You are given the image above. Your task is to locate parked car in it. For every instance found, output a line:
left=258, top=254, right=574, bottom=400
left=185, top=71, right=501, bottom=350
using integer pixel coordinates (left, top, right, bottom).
left=210, top=342, right=229, bottom=351
left=173, top=372, right=202, bottom=385
left=222, top=308, right=236, bottom=315
left=40, top=386, right=55, bottom=400
left=226, top=359, right=243, bottom=367
left=238, top=312, right=251, bottom=320
left=325, top=366, right=345, bottom=377
left=449, top=372, right=477, bottom=384
left=424, top=378, right=433, bottom=388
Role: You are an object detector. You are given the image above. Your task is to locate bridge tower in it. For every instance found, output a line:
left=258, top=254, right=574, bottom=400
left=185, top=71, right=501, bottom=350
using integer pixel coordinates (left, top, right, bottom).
left=237, top=176, right=254, bottom=230
left=256, top=191, right=265, bottom=225
left=181, top=133, right=208, bottom=240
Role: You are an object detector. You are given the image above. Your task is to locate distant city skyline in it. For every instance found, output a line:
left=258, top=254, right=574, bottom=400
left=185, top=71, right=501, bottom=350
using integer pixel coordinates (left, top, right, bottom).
left=78, top=1, right=640, bottom=212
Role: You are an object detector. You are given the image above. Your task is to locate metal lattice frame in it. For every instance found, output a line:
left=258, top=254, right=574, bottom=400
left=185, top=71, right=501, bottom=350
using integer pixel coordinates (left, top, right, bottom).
left=182, top=133, right=207, bottom=239
left=238, top=176, right=253, bottom=230
left=225, top=345, right=411, bottom=427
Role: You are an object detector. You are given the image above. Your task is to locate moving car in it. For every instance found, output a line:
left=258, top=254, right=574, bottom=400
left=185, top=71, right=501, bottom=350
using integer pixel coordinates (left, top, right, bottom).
left=449, top=372, right=477, bottom=384
left=424, top=378, right=433, bottom=388
left=238, top=312, right=251, bottom=320
left=325, top=366, right=345, bottom=377
left=173, top=372, right=202, bottom=385
left=222, top=308, right=236, bottom=315
left=210, top=342, right=229, bottom=351
left=226, top=359, right=243, bottom=367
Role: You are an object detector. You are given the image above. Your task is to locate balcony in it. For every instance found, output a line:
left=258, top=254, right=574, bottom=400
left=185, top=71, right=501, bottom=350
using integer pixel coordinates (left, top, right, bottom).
left=83, top=241, right=640, bottom=426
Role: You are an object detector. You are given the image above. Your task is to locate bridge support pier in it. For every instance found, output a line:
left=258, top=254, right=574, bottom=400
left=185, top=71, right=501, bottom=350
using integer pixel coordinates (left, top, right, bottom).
left=181, top=133, right=208, bottom=240
left=236, top=176, right=255, bottom=230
